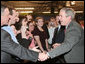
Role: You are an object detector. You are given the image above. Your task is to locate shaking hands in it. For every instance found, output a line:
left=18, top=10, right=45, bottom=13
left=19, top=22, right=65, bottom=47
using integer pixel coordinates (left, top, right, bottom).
left=38, top=52, right=49, bottom=61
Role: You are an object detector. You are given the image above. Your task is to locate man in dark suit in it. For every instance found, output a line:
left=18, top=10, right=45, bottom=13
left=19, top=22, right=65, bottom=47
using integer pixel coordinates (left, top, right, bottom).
left=44, top=8, right=84, bottom=63
left=1, top=5, right=48, bottom=63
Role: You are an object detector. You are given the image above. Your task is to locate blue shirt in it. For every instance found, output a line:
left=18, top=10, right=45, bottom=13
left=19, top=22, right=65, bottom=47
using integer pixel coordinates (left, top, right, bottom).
left=2, top=26, right=19, bottom=44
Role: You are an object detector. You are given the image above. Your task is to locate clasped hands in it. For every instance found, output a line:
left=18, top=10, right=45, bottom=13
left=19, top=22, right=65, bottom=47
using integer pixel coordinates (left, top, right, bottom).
left=38, top=52, right=49, bottom=61
left=31, top=46, right=49, bottom=61
left=38, top=43, right=61, bottom=61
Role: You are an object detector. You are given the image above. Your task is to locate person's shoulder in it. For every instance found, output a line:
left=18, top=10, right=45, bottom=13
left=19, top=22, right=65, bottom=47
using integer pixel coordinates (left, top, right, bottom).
left=1, top=29, right=10, bottom=37
left=69, top=21, right=83, bottom=33
left=72, top=21, right=82, bottom=29
left=1, top=29, right=5, bottom=32
left=1, top=29, right=7, bottom=33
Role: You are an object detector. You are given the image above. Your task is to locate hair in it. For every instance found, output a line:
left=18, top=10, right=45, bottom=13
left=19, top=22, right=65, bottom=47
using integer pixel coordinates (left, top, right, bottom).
left=50, top=17, right=55, bottom=19
left=35, top=17, right=44, bottom=23
left=14, top=16, right=27, bottom=30
left=1, top=5, right=7, bottom=16
left=26, top=14, right=33, bottom=21
left=61, top=7, right=75, bottom=20
left=27, top=21, right=34, bottom=26
left=9, top=8, right=13, bottom=15
left=1, top=5, right=14, bottom=16
left=19, top=16, right=27, bottom=25
left=27, top=21, right=34, bottom=31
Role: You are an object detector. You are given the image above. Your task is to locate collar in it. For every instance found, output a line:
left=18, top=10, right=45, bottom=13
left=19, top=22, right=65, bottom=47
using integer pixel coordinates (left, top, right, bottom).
left=1, top=25, right=8, bottom=27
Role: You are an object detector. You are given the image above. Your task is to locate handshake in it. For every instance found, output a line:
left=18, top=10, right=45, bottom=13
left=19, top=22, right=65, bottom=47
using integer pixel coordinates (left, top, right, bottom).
left=38, top=52, right=50, bottom=61
left=31, top=46, right=50, bottom=61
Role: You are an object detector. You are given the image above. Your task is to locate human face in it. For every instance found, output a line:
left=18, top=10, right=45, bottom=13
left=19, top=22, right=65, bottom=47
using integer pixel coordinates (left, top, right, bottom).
left=26, top=15, right=32, bottom=22
left=9, top=10, right=19, bottom=25
left=28, top=22, right=34, bottom=32
left=37, top=19, right=44, bottom=27
left=59, top=10, right=70, bottom=26
left=1, top=8, right=10, bottom=26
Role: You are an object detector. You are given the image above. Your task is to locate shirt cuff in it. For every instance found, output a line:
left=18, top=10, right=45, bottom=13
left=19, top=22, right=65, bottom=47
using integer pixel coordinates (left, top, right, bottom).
left=47, top=52, right=50, bottom=57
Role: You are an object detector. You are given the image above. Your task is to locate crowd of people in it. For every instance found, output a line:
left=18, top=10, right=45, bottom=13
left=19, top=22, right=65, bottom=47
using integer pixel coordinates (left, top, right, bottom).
left=1, top=4, right=84, bottom=63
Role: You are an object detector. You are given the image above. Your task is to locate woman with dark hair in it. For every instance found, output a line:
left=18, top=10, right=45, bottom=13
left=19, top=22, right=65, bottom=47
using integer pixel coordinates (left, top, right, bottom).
left=26, top=21, right=36, bottom=49
left=14, top=16, right=31, bottom=48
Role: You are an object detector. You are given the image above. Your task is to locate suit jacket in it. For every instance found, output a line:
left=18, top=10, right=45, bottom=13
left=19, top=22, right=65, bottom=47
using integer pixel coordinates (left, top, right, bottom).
left=1, top=29, right=39, bottom=63
left=48, top=21, right=84, bottom=63
left=52, top=26, right=65, bottom=45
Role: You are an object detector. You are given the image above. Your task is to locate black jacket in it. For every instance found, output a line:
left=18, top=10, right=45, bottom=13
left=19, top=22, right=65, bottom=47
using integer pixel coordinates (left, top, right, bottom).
left=52, top=26, right=65, bottom=45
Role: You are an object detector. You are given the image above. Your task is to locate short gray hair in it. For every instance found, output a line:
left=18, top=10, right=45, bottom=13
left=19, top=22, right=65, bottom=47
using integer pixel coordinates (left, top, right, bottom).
left=61, top=7, right=75, bottom=20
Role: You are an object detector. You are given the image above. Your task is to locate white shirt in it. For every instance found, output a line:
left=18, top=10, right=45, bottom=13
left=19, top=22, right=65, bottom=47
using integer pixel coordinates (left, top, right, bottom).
left=48, top=27, right=56, bottom=44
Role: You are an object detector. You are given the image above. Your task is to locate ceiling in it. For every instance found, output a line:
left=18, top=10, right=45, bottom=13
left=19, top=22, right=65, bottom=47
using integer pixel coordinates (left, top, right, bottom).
left=1, top=1, right=84, bottom=14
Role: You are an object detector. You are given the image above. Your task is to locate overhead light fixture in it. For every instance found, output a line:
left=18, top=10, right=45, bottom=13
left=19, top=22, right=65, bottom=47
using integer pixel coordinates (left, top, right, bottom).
left=19, top=11, right=33, bottom=13
left=42, top=12, right=51, bottom=13
left=71, top=1, right=75, bottom=5
left=15, top=8, right=34, bottom=10
left=54, top=11, right=58, bottom=13
left=66, top=1, right=70, bottom=6
left=75, top=11, right=83, bottom=13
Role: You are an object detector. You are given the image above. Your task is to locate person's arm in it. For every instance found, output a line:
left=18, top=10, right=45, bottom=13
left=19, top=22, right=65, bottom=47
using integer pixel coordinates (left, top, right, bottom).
left=45, top=39, right=50, bottom=51
left=1, top=30, right=52, bottom=62
left=21, top=26, right=27, bottom=39
left=1, top=29, right=38, bottom=62
left=34, top=36, right=45, bottom=53
left=18, top=26, right=32, bottom=48
left=48, top=26, right=83, bottom=59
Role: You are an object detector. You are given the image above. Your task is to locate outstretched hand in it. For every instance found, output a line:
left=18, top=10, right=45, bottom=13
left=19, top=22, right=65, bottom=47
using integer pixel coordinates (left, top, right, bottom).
left=31, top=46, right=41, bottom=52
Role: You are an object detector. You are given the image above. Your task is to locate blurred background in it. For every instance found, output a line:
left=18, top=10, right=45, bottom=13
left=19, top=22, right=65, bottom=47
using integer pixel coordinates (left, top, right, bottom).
left=1, top=1, right=84, bottom=21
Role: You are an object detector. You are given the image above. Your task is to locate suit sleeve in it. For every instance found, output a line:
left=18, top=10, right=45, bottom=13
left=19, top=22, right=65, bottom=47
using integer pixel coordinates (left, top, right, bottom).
left=48, top=25, right=83, bottom=58
left=1, top=29, right=39, bottom=62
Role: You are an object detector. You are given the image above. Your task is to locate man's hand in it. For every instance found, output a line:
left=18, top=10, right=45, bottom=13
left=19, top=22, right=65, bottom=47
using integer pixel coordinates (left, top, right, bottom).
left=38, top=53, right=49, bottom=61
left=52, top=43, right=61, bottom=48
